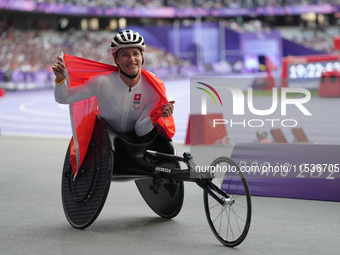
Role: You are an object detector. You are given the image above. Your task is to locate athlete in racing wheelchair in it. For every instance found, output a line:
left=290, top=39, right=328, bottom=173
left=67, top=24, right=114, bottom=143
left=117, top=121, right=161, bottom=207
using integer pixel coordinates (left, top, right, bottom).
left=53, top=30, right=252, bottom=247
left=53, top=29, right=183, bottom=228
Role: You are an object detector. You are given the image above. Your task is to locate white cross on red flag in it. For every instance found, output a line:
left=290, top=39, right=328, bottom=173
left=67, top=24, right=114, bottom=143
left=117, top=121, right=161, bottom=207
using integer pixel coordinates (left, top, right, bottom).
left=134, top=94, right=141, bottom=100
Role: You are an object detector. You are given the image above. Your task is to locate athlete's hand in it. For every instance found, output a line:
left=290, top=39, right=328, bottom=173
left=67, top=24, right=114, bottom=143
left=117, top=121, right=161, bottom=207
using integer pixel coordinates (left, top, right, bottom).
left=162, top=101, right=175, bottom=117
left=52, top=56, right=66, bottom=83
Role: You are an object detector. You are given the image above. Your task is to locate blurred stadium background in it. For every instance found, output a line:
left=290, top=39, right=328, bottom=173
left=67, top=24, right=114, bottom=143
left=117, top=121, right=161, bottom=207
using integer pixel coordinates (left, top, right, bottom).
left=0, top=0, right=340, bottom=143
left=1, top=3, right=340, bottom=253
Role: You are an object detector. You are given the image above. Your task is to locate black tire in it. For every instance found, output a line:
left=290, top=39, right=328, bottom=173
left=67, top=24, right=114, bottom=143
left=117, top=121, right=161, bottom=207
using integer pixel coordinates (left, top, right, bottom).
left=203, top=157, right=251, bottom=247
left=61, top=118, right=113, bottom=229
left=135, top=178, right=184, bottom=219
left=136, top=133, right=184, bottom=219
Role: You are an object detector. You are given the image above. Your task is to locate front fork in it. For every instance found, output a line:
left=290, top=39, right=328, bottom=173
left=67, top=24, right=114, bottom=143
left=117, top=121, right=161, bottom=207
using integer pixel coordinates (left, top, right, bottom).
left=185, top=153, right=233, bottom=206
left=147, top=151, right=233, bottom=206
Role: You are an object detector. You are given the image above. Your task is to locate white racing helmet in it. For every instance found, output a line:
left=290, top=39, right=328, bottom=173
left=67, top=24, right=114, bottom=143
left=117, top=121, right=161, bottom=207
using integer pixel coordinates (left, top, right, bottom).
left=110, top=30, right=146, bottom=54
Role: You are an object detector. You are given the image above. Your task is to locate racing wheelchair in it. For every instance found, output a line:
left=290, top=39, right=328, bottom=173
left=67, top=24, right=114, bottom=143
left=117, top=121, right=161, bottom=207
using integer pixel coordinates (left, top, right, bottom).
left=61, top=116, right=251, bottom=247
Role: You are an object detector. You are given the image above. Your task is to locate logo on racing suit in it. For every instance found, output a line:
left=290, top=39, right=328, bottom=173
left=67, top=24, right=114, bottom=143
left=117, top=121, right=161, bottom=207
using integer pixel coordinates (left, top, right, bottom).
left=133, top=94, right=141, bottom=110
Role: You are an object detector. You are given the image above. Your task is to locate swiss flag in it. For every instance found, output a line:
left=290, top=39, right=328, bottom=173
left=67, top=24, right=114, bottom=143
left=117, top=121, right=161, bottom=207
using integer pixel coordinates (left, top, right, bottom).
left=134, top=94, right=142, bottom=100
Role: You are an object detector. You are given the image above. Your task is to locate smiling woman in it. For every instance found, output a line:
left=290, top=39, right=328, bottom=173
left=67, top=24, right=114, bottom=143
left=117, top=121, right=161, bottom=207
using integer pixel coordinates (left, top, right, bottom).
left=114, top=47, right=144, bottom=86
left=52, top=29, right=176, bottom=171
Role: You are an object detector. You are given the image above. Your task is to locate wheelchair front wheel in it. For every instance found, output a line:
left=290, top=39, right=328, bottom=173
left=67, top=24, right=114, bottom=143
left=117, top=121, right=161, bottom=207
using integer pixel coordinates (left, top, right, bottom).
left=203, top=157, right=251, bottom=247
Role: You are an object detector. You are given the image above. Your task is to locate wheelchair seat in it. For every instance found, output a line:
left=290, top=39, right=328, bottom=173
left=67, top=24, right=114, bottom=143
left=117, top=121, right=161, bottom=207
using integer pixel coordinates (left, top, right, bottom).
left=113, top=133, right=177, bottom=176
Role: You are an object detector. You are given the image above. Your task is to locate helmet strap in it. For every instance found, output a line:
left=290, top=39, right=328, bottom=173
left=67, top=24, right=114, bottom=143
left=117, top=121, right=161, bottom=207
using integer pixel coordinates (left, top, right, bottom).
left=116, top=63, right=140, bottom=80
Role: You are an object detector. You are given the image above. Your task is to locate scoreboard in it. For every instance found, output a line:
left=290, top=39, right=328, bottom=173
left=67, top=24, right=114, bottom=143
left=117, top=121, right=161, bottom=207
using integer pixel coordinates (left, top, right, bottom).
left=281, top=54, right=340, bottom=89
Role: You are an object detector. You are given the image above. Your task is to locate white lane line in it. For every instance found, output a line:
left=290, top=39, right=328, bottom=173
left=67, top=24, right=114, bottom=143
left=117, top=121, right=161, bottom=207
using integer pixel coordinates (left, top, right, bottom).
left=19, top=100, right=69, bottom=118
left=1, top=132, right=71, bottom=139
left=0, top=115, right=70, bottom=124
left=1, top=123, right=71, bottom=131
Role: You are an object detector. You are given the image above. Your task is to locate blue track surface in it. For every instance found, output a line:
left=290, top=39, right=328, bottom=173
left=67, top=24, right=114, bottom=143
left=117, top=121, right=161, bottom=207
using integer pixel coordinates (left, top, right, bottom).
left=1, top=78, right=340, bottom=144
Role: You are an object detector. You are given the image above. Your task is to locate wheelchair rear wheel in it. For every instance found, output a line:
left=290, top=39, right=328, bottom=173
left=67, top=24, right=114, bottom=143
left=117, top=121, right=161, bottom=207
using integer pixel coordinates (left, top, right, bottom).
left=135, top=134, right=184, bottom=219
left=61, top=120, right=113, bottom=229
left=135, top=178, right=184, bottom=219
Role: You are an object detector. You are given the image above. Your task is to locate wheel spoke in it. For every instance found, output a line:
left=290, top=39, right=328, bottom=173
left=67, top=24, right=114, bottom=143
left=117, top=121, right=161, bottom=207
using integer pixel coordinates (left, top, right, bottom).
left=233, top=179, right=243, bottom=193
left=212, top=206, right=224, bottom=224
left=218, top=206, right=223, bottom=234
left=233, top=202, right=247, bottom=210
left=230, top=205, right=242, bottom=233
left=209, top=202, right=222, bottom=210
left=230, top=208, right=246, bottom=223
left=225, top=206, right=234, bottom=240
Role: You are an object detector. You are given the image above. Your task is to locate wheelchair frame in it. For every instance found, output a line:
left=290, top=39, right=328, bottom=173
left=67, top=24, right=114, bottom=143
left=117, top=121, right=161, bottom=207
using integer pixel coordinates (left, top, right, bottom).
left=61, top=116, right=252, bottom=247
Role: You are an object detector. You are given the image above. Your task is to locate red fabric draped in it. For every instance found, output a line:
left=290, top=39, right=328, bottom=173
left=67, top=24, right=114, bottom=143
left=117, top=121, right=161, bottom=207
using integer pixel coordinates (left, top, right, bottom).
left=62, top=53, right=175, bottom=174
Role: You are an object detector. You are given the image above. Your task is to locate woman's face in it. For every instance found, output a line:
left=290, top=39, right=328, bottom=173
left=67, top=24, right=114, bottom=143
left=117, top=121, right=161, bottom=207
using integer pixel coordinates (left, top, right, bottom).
left=114, top=47, right=143, bottom=77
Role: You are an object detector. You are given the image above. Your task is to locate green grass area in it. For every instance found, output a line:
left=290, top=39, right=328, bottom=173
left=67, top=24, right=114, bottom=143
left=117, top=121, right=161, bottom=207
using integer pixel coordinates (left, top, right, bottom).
left=245, top=89, right=319, bottom=98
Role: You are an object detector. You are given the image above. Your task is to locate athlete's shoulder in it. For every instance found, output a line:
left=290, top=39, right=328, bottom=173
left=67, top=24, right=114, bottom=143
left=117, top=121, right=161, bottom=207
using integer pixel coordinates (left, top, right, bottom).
left=142, top=70, right=166, bottom=92
left=100, top=71, right=118, bottom=82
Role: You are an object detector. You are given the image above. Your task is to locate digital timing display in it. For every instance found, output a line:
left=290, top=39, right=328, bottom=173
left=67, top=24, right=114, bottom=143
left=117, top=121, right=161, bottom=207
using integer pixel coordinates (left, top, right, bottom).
left=288, top=60, right=340, bottom=79
left=287, top=60, right=340, bottom=89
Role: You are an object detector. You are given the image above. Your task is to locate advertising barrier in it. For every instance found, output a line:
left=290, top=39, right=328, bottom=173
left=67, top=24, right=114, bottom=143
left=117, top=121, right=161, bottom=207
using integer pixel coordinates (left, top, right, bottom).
left=1, top=1, right=338, bottom=17
left=231, top=143, right=340, bottom=201
left=319, top=71, right=340, bottom=97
